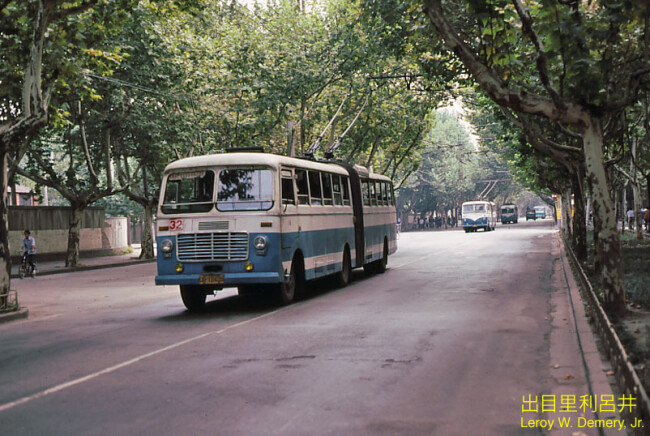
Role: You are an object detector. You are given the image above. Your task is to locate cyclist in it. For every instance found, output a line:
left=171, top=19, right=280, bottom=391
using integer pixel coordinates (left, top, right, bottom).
left=21, top=229, right=36, bottom=275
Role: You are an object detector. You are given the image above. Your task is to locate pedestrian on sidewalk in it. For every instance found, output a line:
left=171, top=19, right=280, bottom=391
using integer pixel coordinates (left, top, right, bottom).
left=644, top=208, right=650, bottom=232
left=21, top=230, right=36, bottom=272
left=626, top=209, right=635, bottom=230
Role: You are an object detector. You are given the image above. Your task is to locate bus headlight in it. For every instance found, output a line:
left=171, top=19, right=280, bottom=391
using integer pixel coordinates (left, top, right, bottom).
left=161, top=239, right=174, bottom=258
left=253, top=236, right=267, bottom=250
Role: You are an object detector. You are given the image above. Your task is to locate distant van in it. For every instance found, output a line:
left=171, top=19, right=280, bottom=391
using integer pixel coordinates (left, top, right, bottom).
left=534, top=206, right=546, bottom=219
left=501, top=204, right=518, bottom=224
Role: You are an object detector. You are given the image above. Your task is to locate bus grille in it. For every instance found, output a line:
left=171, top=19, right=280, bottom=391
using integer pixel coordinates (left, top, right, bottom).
left=177, top=232, right=249, bottom=261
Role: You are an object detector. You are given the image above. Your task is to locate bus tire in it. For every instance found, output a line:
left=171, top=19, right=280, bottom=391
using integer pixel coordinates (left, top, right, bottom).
left=335, top=246, right=352, bottom=287
left=375, top=240, right=388, bottom=274
left=180, top=285, right=207, bottom=311
left=365, top=240, right=388, bottom=274
left=277, top=254, right=303, bottom=305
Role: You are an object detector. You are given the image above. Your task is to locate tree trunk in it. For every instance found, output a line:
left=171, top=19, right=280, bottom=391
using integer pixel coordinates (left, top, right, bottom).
left=633, top=181, right=643, bottom=240
left=582, top=120, right=625, bottom=312
left=66, top=204, right=84, bottom=267
left=0, top=151, right=11, bottom=295
left=572, top=169, right=588, bottom=261
left=365, top=135, right=381, bottom=168
left=631, top=138, right=643, bottom=240
left=563, top=190, right=572, bottom=239
left=139, top=202, right=155, bottom=259
left=646, top=174, right=650, bottom=208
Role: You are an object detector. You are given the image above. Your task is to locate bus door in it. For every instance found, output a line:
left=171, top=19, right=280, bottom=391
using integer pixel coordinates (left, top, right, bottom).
left=280, top=168, right=300, bottom=250
left=345, top=167, right=365, bottom=268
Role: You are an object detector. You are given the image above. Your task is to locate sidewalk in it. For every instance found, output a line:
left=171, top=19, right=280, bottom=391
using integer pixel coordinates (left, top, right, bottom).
left=10, top=244, right=155, bottom=279
left=1, top=245, right=156, bottom=324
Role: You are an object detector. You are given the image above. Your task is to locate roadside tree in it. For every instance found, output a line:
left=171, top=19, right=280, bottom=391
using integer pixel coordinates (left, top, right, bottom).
left=422, top=0, right=650, bottom=312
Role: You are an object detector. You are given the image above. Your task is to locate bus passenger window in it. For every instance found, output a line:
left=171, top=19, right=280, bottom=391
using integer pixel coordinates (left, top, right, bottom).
left=369, top=182, right=377, bottom=206
left=375, top=182, right=382, bottom=206
left=321, top=173, right=333, bottom=206
left=379, top=183, right=387, bottom=206
left=342, top=177, right=351, bottom=206
left=296, top=169, right=309, bottom=205
left=332, top=175, right=342, bottom=205
left=282, top=177, right=295, bottom=205
left=362, top=181, right=370, bottom=206
left=309, top=171, right=322, bottom=205
left=387, top=183, right=394, bottom=206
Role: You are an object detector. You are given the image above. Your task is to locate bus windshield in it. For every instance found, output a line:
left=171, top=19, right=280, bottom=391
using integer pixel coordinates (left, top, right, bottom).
left=463, top=204, right=485, bottom=214
left=161, top=170, right=215, bottom=214
left=216, top=168, right=273, bottom=211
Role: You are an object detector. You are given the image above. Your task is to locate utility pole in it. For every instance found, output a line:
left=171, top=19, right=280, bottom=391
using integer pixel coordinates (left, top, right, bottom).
left=286, top=107, right=295, bottom=157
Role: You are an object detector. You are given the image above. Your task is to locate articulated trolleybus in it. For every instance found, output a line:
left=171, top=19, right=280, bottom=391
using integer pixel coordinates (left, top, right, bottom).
left=462, top=200, right=497, bottom=232
left=155, top=152, right=398, bottom=310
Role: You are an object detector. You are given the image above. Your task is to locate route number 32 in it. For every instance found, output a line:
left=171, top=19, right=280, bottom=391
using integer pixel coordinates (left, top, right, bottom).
left=169, top=219, right=183, bottom=231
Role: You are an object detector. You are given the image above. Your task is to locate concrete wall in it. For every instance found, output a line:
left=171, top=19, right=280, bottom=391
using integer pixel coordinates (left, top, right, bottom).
left=9, top=228, right=103, bottom=256
left=8, top=206, right=130, bottom=260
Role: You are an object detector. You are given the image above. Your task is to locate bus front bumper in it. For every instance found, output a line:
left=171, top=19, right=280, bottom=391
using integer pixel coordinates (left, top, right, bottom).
left=155, top=272, right=283, bottom=287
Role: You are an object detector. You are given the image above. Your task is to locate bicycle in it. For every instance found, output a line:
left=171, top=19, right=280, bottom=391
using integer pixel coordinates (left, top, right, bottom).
left=19, top=251, right=36, bottom=279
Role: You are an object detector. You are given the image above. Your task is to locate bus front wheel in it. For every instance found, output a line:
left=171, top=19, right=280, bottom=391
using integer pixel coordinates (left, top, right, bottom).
left=277, top=255, right=304, bottom=305
left=180, top=285, right=207, bottom=311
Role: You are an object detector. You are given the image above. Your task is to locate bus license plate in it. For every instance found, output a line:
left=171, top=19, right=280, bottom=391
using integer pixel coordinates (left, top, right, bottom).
left=199, top=274, right=224, bottom=285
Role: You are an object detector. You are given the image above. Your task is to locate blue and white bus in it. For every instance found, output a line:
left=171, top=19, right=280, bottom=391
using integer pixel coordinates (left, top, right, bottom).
left=155, top=152, right=397, bottom=310
left=462, top=200, right=497, bottom=232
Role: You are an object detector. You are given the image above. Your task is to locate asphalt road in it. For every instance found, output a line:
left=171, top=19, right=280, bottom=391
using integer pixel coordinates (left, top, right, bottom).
left=0, top=219, right=598, bottom=435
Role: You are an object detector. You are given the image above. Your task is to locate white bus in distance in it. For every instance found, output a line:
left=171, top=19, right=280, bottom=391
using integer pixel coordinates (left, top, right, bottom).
left=155, top=152, right=398, bottom=310
left=462, top=200, right=497, bottom=232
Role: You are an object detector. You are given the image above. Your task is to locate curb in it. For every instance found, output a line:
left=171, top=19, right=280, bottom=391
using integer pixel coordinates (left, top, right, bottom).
left=0, top=307, right=29, bottom=324
left=563, top=238, right=650, bottom=435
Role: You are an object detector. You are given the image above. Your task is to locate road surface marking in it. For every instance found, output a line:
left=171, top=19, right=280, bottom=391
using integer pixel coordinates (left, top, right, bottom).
left=0, top=308, right=286, bottom=413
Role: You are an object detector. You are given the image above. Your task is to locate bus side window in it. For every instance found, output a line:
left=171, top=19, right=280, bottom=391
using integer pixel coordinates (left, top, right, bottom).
left=369, top=182, right=377, bottom=206
left=281, top=176, right=295, bottom=205
left=342, top=177, right=351, bottom=206
left=387, top=183, right=394, bottom=206
left=362, top=180, right=370, bottom=206
left=332, top=175, right=343, bottom=205
left=296, top=169, right=309, bottom=205
left=321, top=173, right=333, bottom=206
left=379, top=182, right=387, bottom=206
left=309, top=171, right=323, bottom=205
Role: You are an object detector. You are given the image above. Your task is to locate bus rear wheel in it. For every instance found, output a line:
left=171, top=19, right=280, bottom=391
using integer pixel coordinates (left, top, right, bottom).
left=335, top=247, right=351, bottom=287
left=180, top=285, right=207, bottom=311
left=364, top=240, right=388, bottom=274
left=375, top=241, right=388, bottom=274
